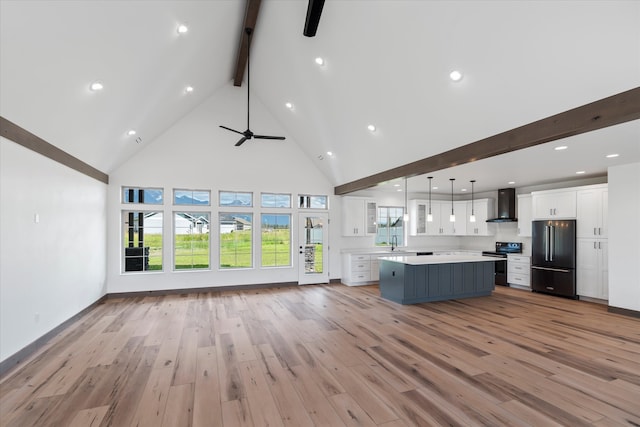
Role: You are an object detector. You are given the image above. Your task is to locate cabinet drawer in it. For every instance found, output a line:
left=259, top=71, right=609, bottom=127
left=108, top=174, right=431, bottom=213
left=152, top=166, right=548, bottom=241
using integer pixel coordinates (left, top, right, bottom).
left=508, top=263, right=530, bottom=274
left=508, top=255, right=530, bottom=264
left=351, top=261, right=371, bottom=272
left=508, top=272, right=530, bottom=286
left=350, top=271, right=371, bottom=282
left=351, top=255, right=370, bottom=262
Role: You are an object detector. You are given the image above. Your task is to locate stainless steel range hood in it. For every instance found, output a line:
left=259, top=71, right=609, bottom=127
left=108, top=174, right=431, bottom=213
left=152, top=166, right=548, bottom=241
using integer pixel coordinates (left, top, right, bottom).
left=486, top=188, right=518, bottom=222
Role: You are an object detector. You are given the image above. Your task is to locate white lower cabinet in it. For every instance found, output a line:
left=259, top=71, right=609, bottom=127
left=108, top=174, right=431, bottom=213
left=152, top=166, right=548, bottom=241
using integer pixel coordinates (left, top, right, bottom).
left=577, top=239, right=608, bottom=300
left=507, top=254, right=530, bottom=288
left=342, top=254, right=371, bottom=285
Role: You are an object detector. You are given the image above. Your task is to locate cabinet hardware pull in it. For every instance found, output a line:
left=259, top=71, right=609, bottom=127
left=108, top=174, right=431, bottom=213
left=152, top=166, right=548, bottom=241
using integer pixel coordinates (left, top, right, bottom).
left=594, top=241, right=597, bottom=249
left=594, top=227, right=597, bottom=235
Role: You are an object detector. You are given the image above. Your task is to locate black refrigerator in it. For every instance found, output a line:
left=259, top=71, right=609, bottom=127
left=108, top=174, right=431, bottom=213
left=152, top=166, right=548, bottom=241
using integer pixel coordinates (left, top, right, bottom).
left=531, top=220, right=577, bottom=298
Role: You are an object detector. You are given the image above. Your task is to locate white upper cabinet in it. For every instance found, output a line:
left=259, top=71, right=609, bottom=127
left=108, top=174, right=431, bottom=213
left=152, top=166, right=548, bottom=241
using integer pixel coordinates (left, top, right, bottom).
left=342, top=197, right=377, bottom=237
left=532, top=189, right=577, bottom=219
left=409, top=199, right=427, bottom=236
left=576, top=185, right=608, bottom=238
left=426, top=200, right=467, bottom=236
left=517, top=194, right=532, bottom=237
left=466, top=198, right=495, bottom=236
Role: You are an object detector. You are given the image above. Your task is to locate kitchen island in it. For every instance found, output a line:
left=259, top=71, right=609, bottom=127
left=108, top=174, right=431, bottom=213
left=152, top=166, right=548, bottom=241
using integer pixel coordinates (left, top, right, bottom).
left=378, top=255, right=499, bottom=304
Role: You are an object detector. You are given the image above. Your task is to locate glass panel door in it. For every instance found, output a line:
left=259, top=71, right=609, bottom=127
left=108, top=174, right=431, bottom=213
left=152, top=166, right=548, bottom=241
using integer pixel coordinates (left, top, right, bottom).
left=298, top=213, right=329, bottom=285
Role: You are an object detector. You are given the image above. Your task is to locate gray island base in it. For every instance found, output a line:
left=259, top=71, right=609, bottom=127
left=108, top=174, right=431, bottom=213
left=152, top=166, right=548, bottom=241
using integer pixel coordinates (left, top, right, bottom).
left=378, top=255, right=499, bottom=305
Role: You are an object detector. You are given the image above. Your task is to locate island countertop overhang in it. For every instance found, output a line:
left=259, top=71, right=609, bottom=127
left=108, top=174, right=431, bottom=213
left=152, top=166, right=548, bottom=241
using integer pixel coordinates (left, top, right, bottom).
left=379, top=255, right=501, bottom=265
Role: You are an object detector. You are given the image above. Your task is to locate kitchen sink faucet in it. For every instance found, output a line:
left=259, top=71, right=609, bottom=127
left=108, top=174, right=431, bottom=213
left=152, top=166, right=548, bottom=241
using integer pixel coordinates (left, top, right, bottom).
left=391, top=235, right=398, bottom=251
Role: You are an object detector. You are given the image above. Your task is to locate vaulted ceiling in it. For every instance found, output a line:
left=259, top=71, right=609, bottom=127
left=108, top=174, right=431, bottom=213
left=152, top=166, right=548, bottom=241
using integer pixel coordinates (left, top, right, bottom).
left=1, top=0, right=639, bottom=195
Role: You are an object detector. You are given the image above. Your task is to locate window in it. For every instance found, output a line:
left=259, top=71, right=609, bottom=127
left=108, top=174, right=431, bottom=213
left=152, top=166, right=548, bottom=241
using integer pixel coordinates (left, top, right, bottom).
left=174, top=189, right=211, bottom=206
left=219, top=191, right=252, bottom=207
left=174, top=212, right=210, bottom=270
left=123, top=187, right=163, bottom=204
left=122, top=211, right=163, bottom=272
left=219, top=213, right=253, bottom=268
left=375, top=206, right=404, bottom=247
left=261, top=214, right=291, bottom=267
left=261, top=193, right=291, bottom=208
left=298, top=194, right=328, bottom=209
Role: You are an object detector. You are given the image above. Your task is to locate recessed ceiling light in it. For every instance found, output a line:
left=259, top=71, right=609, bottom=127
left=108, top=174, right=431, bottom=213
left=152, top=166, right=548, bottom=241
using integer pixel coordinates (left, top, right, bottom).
left=397, top=188, right=403, bottom=192
left=432, top=186, right=438, bottom=190
left=449, top=70, right=463, bottom=82
left=555, top=146, right=568, bottom=151
left=285, top=102, right=293, bottom=110
left=367, top=124, right=376, bottom=132
left=177, top=24, right=188, bottom=34
left=127, top=130, right=136, bottom=136
left=184, top=86, right=194, bottom=93
left=576, top=170, right=586, bottom=175
left=326, top=151, right=333, bottom=156
left=606, top=153, right=619, bottom=158
left=315, top=57, right=325, bottom=66
left=461, top=188, right=467, bottom=192
left=508, top=181, right=515, bottom=185
left=89, top=81, right=103, bottom=91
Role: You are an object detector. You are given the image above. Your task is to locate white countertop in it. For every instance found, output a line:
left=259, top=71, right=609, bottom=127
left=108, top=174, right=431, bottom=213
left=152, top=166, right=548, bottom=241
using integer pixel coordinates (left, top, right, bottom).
left=379, top=255, right=501, bottom=265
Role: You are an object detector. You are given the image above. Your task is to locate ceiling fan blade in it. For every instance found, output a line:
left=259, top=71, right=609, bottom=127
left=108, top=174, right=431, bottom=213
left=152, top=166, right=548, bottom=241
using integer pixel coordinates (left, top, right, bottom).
left=235, top=137, right=249, bottom=147
left=253, top=135, right=286, bottom=140
left=220, top=125, right=244, bottom=136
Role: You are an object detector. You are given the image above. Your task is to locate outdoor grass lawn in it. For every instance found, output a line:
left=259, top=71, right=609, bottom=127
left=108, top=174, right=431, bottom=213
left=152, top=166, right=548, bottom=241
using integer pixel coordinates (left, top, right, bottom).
left=131, top=229, right=303, bottom=270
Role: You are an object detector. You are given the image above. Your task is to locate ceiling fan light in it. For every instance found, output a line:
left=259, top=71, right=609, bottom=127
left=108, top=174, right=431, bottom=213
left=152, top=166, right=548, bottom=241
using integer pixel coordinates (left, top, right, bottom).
left=89, top=81, right=103, bottom=91
left=315, top=57, right=325, bottom=66
left=285, top=102, right=293, bottom=109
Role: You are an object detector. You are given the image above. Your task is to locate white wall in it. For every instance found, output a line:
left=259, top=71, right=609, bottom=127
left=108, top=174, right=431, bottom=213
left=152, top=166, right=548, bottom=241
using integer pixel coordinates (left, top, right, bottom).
left=608, top=162, right=640, bottom=312
left=0, top=138, right=107, bottom=362
left=107, top=83, right=337, bottom=293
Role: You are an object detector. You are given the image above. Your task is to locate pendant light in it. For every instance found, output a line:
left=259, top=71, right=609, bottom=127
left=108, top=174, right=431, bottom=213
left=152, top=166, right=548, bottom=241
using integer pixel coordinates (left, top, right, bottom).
left=449, top=178, right=456, bottom=222
left=403, top=178, right=409, bottom=221
left=469, top=180, right=476, bottom=222
left=427, top=177, right=434, bottom=222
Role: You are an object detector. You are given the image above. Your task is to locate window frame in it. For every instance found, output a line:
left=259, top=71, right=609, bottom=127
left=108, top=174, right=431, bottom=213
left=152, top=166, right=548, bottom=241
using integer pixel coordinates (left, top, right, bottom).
left=219, top=191, right=253, bottom=207
left=260, top=192, right=292, bottom=209
left=219, top=212, right=254, bottom=269
left=375, top=205, right=405, bottom=247
left=173, top=188, right=211, bottom=206
left=121, top=210, right=164, bottom=273
left=298, top=194, right=328, bottom=210
left=173, top=211, right=211, bottom=271
left=122, top=186, right=164, bottom=205
left=260, top=213, right=292, bottom=268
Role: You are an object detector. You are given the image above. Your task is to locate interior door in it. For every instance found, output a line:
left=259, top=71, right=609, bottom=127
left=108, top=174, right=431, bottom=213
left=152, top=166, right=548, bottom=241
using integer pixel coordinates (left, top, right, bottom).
left=298, top=212, right=329, bottom=285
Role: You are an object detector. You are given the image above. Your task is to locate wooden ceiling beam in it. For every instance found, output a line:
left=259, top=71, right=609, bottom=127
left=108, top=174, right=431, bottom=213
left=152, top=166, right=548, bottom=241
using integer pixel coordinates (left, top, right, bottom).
left=334, top=86, right=640, bottom=195
left=233, top=0, right=262, bottom=87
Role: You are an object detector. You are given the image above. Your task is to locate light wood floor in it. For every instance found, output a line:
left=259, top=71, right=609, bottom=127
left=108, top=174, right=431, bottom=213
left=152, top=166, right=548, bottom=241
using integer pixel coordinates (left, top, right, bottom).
left=1, top=285, right=639, bottom=427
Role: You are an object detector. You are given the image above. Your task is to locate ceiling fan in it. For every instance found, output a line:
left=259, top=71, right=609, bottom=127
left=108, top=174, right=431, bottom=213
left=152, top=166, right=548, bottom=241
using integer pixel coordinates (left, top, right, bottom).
left=220, top=27, right=285, bottom=147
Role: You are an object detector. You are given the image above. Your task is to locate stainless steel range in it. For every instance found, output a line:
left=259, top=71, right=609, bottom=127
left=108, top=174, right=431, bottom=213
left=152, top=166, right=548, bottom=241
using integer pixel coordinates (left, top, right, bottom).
left=482, top=242, right=522, bottom=286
